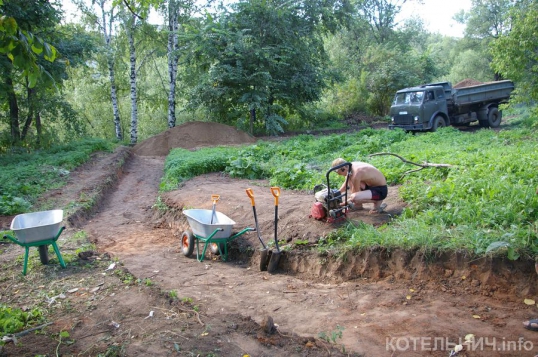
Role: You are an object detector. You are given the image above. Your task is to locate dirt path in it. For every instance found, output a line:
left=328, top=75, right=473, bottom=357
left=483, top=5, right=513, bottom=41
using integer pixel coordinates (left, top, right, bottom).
left=80, top=153, right=538, bottom=357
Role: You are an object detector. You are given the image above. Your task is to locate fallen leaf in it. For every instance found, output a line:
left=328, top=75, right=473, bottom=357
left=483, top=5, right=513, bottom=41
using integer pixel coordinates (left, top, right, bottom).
left=406, top=295, right=412, bottom=300
left=409, top=288, right=415, bottom=292
left=461, top=276, right=466, bottom=280
left=472, top=315, right=481, bottom=319
left=523, top=298, right=535, bottom=305
left=454, top=344, right=463, bottom=352
left=464, top=334, right=475, bottom=343
left=67, top=288, right=79, bottom=293
left=200, top=332, right=208, bottom=336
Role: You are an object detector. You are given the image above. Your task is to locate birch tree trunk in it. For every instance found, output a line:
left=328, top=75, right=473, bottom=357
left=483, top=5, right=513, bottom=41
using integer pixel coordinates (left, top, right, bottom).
left=167, top=0, right=180, bottom=128
left=127, top=14, right=138, bottom=144
left=98, top=0, right=123, bottom=140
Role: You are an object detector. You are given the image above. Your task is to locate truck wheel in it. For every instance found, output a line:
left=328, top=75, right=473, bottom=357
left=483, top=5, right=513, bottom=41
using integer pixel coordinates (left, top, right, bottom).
left=431, top=116, right=446, bottom=132
left=487, top=107, right=502, bottom=128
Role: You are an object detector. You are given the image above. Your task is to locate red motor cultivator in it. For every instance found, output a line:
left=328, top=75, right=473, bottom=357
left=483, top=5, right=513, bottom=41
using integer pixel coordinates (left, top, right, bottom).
left=310, top=162, right=353, bottom=223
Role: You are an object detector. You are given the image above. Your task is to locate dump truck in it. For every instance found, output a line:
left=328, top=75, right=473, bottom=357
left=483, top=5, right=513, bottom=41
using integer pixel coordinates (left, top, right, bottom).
left=388, top=80, right=515, bottom=132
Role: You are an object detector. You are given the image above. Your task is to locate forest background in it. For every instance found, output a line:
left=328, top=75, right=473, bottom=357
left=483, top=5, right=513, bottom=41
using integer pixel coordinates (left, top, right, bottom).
left=1, top=0, right=537, bottom=150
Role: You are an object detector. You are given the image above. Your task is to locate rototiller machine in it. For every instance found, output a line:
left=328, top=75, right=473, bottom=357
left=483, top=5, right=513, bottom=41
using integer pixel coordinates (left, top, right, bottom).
left=310, top=161, right=354, bottom=223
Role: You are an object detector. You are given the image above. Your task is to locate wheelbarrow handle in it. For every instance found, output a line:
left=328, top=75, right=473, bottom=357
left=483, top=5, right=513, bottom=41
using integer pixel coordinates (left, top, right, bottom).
left=211, top=194, right=220, bottom=204
left=270, top=187, right=280, bottom=206
left=245, top=188, right=255, bottom=206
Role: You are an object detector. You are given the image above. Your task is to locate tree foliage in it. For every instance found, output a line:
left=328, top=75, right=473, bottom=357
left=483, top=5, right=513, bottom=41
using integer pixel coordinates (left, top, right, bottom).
left=464, top=0, right=513, bottom=39
left=0, top=0, right=534, bottom=146
left=0, top=0, right=59, bottom=88
left=182, top=0, right=351, bottom=135
left=490, top=0, right=538, bottom=111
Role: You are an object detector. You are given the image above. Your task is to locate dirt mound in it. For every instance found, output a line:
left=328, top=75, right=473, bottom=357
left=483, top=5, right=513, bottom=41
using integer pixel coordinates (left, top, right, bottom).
left=132, top=121, right=256, bottom=156
left=454, top=78, right=483, bottom=88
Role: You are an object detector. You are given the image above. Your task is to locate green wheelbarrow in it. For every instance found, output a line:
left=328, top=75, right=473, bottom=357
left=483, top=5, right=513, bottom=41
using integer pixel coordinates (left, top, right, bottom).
left=3, top=209, right=67, bottom=275
left=181, top=208, right=254, bottom=262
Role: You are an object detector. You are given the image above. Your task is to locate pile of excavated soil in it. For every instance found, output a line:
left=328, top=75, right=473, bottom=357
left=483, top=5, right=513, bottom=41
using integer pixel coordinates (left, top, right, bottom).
left=454, top=78, right=483, bottom=88
left=133, top=121, right=257, bottom=156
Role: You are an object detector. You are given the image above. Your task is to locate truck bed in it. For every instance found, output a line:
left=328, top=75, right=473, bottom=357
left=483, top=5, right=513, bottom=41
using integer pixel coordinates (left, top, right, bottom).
left=450, top=80, right=514, bottom=106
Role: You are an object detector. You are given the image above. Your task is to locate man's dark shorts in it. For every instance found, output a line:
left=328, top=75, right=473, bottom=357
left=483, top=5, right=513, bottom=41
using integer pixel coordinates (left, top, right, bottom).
left=365, top=185, right=388, bottom=201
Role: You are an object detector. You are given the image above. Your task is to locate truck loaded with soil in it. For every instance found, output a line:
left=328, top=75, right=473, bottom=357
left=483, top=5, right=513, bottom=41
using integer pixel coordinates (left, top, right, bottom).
left=1, top=121, right=537, bottom=357
left=389, top=79, right=515, bottom=132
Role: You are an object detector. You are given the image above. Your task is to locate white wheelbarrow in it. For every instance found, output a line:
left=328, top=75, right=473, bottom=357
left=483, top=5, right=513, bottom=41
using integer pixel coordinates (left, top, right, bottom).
left=181, top=208, right=253, bottom=262
left=3, top=210, right=66, bottom=275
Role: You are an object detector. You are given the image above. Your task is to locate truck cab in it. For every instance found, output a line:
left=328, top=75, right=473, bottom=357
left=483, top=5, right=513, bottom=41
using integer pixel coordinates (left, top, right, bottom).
left=389, top=84, right=449, bottom=132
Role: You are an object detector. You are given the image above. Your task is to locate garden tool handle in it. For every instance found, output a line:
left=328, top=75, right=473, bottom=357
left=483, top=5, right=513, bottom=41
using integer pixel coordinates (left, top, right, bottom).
left=246, top=188, right=255, bottom=206
left=270, top=187, right=280, bottom=206
left=211, top=194, right=220, bottom=204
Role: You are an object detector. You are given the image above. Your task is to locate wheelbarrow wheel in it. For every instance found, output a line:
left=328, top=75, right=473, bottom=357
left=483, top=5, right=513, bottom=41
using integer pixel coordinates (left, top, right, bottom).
left=181, top=231, right=195, bottom=257
left=38, top=245, right=49, bottom=265
left=209, top=242, right=225, bottom=255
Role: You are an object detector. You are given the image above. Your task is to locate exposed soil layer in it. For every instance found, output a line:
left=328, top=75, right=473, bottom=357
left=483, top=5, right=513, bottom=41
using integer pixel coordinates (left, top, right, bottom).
left=1, top=121, right=537, bottom=357
left=454, top=79, right=484, bottom=88
left=132, top=121, right=257, bottom=156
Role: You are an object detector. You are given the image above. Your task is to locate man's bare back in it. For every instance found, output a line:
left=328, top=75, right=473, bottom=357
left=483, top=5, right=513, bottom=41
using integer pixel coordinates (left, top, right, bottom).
left=332, top=158, right=388, bottom=214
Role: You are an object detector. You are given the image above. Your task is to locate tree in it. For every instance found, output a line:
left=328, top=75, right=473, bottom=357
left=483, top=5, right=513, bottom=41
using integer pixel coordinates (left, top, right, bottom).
left=165, top=0, right=200, bottom=129
left=0, top=0, right=60, bottom=145
left=490, top=0, right=538, bottom=110
left=459, top=0, right=514, bottom=80
left=0, top=2, right=58, bottom=88
left=118, top=2, right=151, bottom=144
left=353, top=0, right=408, bottom=44
left=183, top=0, right=351, bottom=135
left=463, top=0, right=513, bottom=39
left=75, top=0, right=123, bottom=140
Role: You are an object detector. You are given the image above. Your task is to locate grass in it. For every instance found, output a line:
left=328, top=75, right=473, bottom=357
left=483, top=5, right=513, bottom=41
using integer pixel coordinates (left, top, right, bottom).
left=161, top=121, right=538, bottom=260
left=1, top=121, right=536, bottom=259
left=0, top=138, right=116, bottom=215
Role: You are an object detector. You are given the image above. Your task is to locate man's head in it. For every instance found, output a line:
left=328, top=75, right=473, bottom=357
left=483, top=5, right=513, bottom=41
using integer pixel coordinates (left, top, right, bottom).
left=332, top=158, right=348, bottom=176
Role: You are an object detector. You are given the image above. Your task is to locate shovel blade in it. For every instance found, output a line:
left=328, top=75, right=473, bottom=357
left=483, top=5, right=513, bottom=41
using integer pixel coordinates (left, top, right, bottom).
left=259, top=248, right=270, bottom=271
left=266, top=251, right=281, bottom=274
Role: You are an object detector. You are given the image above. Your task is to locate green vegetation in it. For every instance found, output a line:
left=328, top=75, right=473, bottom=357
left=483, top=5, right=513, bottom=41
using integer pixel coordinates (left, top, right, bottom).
left=0, top=138, right=116, bottom=215
left=319, top=325, right=346, bottom=353
left=0, top=304, right=44, bottom=336
left=162, top=122, right=538, bottom=259
left=168, top=290, right=178, bottom=301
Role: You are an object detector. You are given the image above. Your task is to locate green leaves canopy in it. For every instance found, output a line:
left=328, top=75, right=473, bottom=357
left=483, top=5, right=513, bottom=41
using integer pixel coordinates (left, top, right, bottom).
left=491, top=0, right=538, bottom=108
left=182, top=0, right=351, bottom=134
left=0, top=0, right=60, bottom=88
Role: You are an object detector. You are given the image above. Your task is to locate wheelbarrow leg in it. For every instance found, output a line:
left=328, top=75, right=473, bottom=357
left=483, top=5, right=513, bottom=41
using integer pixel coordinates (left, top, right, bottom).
left=23, top=246, right=30, bottom=276
left=52, top=242, right=66, bottom=268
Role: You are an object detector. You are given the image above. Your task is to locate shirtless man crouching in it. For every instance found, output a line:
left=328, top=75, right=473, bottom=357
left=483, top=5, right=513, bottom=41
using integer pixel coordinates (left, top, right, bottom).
left=332, top=158, right=388, bottom=214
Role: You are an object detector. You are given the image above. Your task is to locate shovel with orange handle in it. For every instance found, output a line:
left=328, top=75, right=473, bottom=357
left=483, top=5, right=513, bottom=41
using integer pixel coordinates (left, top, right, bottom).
left=246, top=188, right=270, bottom=271
left=267, top=186, right=281, bottom=274
left=210, top=194, right=220, bottom=224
